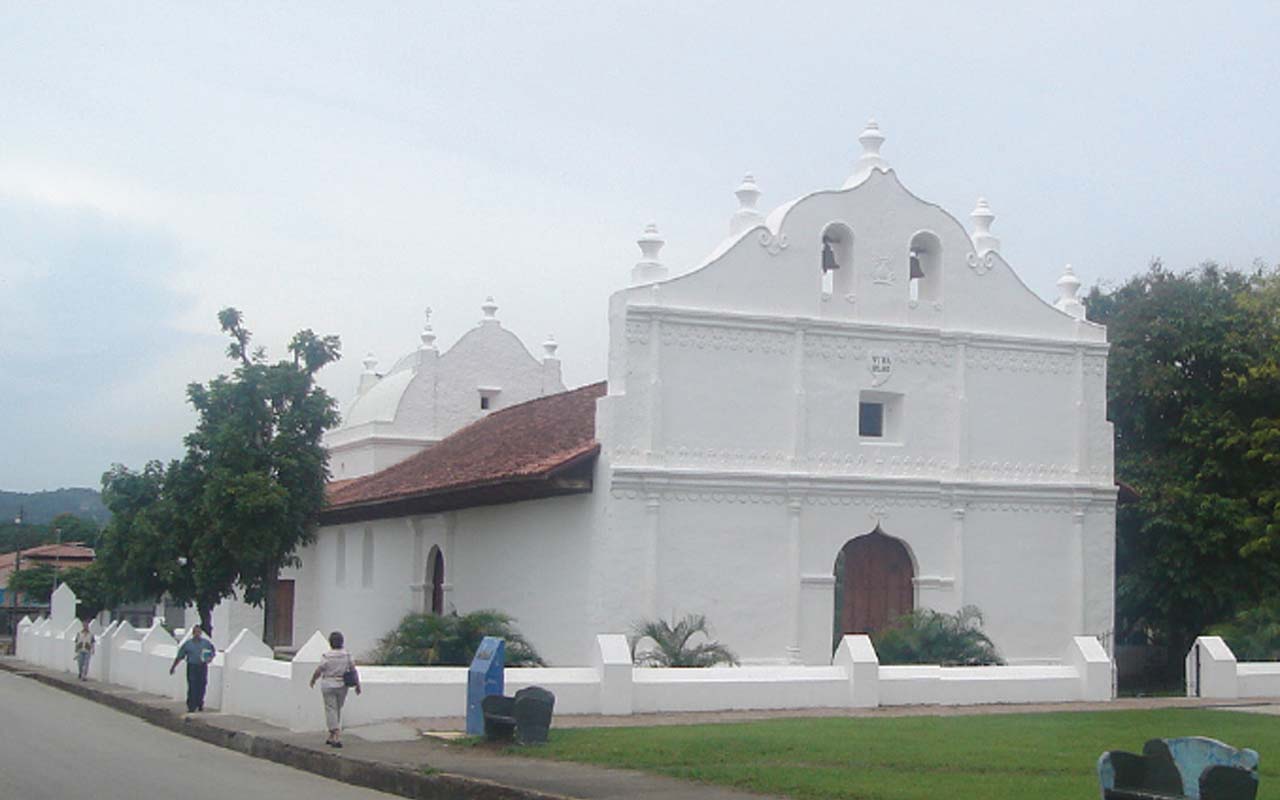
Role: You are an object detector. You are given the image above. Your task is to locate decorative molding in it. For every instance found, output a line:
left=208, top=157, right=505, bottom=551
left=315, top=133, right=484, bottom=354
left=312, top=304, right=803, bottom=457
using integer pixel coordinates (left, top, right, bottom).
left=1083, top=356, right=1107, bottom=377
left=967, top=346, right=1074, bottom=374
left=913, top=575, right=955, bottom=589
left=966, top=250, right=996, bottom=275
left=967, top=460, right=1075, bottom=482
left=872, top=255, right=894, bottom=285
left=803, top=334, right=864, bottom=361
left=758, top=230, right=789, bottom=256
left=624, top=320, right=650, bottom=345
left=666, top=446, right=790, bottom=469
left=660, top=322, right=791, bottom=355
left=800, top=574, right=836, bottom=587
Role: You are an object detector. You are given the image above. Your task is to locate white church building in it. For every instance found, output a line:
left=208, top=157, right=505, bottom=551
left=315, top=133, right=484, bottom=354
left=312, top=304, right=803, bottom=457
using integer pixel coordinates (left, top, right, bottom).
left=289, top=121, right=1116, bottom=667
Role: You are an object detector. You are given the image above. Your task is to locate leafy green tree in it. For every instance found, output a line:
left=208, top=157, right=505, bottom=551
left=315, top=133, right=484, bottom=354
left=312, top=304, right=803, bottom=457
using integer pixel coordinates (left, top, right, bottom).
left=60, top=563, right=113, bottom=619
left=48, top=513, right=101, bottom=548
left=5, top=563, right=56, bottom=604
left=182, top=309, right=340, bottom=634
left=871, top=606, right=1003, bottom=666
left=95, top=309, right=340, bottom=637
left=368, top=610, right=544, bottom=666
left=1086, top=261, right=1280, bottom=672
left=1209, top=601, right=1280, bottom=661
left=630, top=613, right=739, bottom=667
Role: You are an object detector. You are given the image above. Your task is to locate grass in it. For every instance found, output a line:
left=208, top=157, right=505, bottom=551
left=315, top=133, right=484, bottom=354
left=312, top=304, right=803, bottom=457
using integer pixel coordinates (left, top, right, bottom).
left=521, top=709, right=1280, bottom=799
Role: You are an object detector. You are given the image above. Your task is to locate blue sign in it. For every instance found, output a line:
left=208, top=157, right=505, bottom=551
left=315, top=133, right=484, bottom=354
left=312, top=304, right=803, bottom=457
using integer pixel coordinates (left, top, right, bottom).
left=465, top=636, right=505, bottom=735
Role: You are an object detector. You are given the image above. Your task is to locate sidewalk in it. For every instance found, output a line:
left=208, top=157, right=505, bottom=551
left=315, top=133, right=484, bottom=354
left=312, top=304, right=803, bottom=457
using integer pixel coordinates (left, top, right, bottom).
left=0, top=657, right=778, bottom=800
left=2, top=656, right=1275, bottom=800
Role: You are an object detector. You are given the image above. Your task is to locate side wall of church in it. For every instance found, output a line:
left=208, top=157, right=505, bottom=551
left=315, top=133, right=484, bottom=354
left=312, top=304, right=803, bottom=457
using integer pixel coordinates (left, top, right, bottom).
left=295, top=492, right=597, bottom=664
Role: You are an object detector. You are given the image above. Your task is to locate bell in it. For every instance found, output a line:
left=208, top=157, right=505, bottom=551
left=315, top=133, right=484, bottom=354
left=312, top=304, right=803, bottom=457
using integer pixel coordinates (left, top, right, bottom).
left=822, top=239, right=840, bottom=272
left=909, top=251, right=925, bottom=279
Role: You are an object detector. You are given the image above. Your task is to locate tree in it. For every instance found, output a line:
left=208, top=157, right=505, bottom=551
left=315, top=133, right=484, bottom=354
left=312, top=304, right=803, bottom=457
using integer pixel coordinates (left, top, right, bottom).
left=181, top=309, right=341, bottom=635
left=1085, top=261, right=1280, bottom=674
left=48, top=513, right=102, bottom=548
left=630, top=613, right=739, bottom=667
left=368, top=610, right=544, bottom=666
left=6, top=563, right=56, bottom=604
left=60, top=563, right=112, bottom=619
left=96, top=460, right=212, bottom=623
left=94, top=309, right=340, bottom=637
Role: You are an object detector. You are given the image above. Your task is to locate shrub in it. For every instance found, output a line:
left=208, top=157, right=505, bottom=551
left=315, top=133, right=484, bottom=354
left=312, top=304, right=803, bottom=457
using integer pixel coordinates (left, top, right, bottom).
left=367, top=609, right=544, bottom=666
left=630, top=613, right=739, bottom=667
left=1209, top=602, right=1280, bottom=661
left=871, top=605, right=1003, bottom=666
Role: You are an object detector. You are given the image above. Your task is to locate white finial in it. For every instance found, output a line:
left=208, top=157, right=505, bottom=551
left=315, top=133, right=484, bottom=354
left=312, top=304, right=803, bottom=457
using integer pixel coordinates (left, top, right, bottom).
left=542, top=334, right=559, bottom=359
left=631, top=222, right=668, bottom=285
left=729, top=173, right=763, bottom=235
left=419, top=307, right=437, bottom=350
left=970, top=197, right=1001, bottom=253
left=1054, top=264, right=1086, bottom=319
left=843, top=118, right=890, bottom=188
left=362, top=352, right=378, bottom=373
left=357, top=352, right=380, bottom=394
left=480, top=296, right=499, bottom=324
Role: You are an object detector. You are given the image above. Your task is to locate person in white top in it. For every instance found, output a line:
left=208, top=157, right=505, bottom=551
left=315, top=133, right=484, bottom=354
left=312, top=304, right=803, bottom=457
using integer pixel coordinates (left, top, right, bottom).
left=73, top=619, right=94, bottom=680
left=309, top=630, right=361, bottom=747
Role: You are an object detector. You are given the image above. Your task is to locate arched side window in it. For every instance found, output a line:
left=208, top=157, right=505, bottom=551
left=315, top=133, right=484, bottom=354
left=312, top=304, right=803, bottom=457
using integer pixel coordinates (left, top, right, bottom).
left=821, top=222, right=855, bottom=300
left=426, top=546, right=445, bottom=615
left=908, top=231, right=942, bottom=305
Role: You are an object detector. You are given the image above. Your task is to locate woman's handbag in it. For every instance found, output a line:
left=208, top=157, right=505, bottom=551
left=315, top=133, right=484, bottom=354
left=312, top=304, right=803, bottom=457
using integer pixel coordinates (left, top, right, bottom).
left=342, top=655, right=359, bottom=688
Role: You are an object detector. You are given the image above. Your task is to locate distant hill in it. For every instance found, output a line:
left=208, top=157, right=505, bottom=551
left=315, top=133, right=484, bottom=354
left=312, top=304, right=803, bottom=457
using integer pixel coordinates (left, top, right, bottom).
left=0, top=488, right=109, bottom=525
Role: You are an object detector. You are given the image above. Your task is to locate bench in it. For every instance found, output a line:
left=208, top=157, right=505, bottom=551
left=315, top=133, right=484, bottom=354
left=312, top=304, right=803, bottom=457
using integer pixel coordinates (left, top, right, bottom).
left=1098, top=736, right=1259, bottom=800
left=481, top=686, right=556, bottom=745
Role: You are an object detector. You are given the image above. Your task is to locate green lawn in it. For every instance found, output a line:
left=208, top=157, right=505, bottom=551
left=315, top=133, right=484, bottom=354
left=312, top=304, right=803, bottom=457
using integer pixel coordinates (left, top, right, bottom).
left=524, top=709, right=1279, bottom=799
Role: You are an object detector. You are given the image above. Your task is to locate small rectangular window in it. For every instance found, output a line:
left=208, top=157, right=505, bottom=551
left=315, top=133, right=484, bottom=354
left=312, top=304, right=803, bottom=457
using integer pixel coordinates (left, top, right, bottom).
left=336, top=529, right=346, bottom=586
left=361, top=527, right=374, bottom=588
left=859, top=402, right=884, bottom=437
left=480, top=396, right=490, bottom=410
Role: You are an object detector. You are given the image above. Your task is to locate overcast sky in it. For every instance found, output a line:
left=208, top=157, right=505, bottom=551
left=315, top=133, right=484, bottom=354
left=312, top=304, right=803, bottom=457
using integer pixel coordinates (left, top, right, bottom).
left=2, top=2, right=1277, bottom=492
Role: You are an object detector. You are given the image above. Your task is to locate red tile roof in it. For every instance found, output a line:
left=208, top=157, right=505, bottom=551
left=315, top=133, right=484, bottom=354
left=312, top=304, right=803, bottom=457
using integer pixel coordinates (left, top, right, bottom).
left=0, top=543, right=95, bottom=570
left=322, top=381, right=606, bottom=524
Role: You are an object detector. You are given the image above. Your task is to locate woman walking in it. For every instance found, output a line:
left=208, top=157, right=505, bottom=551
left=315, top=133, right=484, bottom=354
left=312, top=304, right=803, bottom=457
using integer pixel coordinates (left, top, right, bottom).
left=309, top=630, right=361, bottom=747
left=73, top=619, right=94, bottom=680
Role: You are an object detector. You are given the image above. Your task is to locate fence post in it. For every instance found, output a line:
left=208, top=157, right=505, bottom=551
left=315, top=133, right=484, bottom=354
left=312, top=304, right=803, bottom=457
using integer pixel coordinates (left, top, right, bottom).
left=1186, top=636, right=1237, bottom=699
left=1066, top=636, right=1112, bottom=701
left=594, top=634, right=634, bottom=715
left=290, top=631, right=329, bottom=732
left=834, top=634, right=879, bottom=708
left=221, top=628, right=273, bottom=716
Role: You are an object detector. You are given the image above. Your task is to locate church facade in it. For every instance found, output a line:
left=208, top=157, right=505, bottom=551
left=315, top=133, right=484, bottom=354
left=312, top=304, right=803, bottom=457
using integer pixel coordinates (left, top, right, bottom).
left=293, top=121, right=1116, bottom=667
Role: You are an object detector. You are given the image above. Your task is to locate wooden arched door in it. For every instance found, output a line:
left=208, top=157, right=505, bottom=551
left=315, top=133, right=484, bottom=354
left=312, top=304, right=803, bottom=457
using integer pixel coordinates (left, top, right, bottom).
left=839, top=528, right=914, bottom=635
left=429, top=548, right=445, bottom=615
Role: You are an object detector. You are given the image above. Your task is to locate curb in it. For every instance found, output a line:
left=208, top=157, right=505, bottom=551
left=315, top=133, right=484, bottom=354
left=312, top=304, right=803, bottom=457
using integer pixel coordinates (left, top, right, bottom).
left=0, top=660, right=571, bottom=800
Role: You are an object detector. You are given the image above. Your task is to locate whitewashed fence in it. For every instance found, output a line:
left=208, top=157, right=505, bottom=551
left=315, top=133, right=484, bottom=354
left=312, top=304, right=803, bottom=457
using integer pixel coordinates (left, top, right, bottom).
left=1185, top=636, right=1280, bottom=699
left=15, top=584, right=1113, bottom=732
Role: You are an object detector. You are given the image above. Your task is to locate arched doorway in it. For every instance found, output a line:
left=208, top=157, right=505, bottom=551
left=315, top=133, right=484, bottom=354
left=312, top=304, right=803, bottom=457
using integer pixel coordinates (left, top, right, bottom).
left=427, top=547, right=445, bottom=615
left=835, top=528, right=914, bottom=637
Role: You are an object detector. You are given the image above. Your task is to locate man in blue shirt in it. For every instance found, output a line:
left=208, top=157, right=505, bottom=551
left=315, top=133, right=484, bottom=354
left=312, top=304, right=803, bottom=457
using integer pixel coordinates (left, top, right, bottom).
left=169, top=624, right=216, bottom=712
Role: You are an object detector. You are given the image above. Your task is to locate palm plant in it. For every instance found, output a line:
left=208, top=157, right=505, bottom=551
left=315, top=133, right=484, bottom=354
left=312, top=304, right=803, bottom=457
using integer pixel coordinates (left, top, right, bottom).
left=871, top=605, right=1003, bottom=666
left=630, top=613, right=739, bottom=667
left=368, top=609, right=544, bottom=666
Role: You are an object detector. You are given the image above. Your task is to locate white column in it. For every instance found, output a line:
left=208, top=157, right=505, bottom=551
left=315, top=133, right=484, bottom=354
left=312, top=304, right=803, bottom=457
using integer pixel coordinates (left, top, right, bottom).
left=791, top=328, right=807, bottom=464
left=786, top=496, right=803, bottom=663
left=1069, top=506, right=1086, bottom=634
left=951, top=504, right=966, bottom=607
left=646, top=316, right=664, bottom=464
left=1073, top=347, right=1087, bottom=476
left=954, top=340, right=970, bottom=472
left=644, top=490, right=661, bottom=620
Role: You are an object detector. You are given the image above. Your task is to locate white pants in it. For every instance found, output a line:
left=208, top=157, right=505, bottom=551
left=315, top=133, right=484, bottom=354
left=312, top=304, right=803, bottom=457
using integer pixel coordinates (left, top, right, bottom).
left=322, top=686, right=348, bottom=731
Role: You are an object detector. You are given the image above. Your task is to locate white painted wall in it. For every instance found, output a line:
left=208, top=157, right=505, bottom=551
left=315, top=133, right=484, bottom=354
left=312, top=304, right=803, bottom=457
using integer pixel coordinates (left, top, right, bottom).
left=1185, top=636, right=1280, bottom=700
left=292, top=125, right=1116, bottom=672
left=16, top=604, right=1115, bottom=732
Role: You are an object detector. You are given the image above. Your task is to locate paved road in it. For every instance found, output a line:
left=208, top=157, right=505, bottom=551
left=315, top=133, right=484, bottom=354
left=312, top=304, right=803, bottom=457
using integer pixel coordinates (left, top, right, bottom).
left=0, top=671, right=396, bottom=800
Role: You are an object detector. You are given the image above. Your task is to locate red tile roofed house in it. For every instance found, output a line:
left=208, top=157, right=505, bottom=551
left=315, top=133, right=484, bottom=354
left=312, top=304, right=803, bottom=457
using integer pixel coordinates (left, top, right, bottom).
left=0, top=543, right=95, bottom=605
left=286, top=382, right=609, bottom=661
